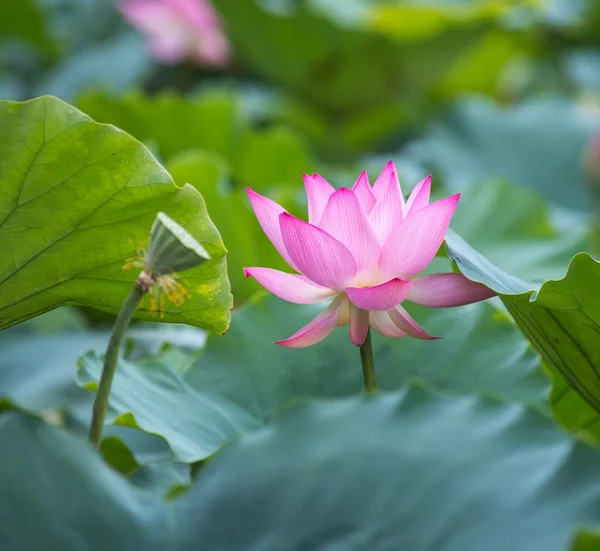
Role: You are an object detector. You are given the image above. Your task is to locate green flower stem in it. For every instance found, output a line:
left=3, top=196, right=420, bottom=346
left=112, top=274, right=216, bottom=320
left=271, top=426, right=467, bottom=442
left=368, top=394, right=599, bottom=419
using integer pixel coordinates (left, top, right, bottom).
left=359, top=328, right=377, bottom=393
left=88, top=282, right=146, bottom=448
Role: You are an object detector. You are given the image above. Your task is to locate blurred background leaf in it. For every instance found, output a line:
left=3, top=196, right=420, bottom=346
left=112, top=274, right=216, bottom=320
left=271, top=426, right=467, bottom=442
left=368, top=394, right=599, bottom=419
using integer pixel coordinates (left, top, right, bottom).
left=405, top=98, right=600, bottom=212
left=2, top=0, right=600, bottom=548
left=0, top=0, right=48, bottom=47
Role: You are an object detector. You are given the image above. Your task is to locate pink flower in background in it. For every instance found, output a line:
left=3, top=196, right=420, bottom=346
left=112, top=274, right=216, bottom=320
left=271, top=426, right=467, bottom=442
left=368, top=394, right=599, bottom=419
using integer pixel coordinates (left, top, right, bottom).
left=119, top=0, right=230, bottom=66
left=244, top=162, right=495, bottom=348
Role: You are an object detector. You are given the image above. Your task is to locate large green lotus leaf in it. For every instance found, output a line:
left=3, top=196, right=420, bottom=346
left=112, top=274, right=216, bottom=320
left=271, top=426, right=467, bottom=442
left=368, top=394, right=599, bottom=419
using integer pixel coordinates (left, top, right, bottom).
left=549, top=369, right=600, bottom=444
left=0, top=96, right=231, bottom=332
left=5, top=389, right=600, bottom=550
left=412, top=179, right=596, bottom=441
left=446, top=230, right=600, bottom=443
left=78, top=292, right=548, bottom=462
left=194, top=296, right=549, bottom=416
left=407, top=98, right=600, bottom=211
left=501, top=255, right=600, bottom=425
left=166, top=150, right=290, bottom=303
left=173, top=388, right=600, bottom=551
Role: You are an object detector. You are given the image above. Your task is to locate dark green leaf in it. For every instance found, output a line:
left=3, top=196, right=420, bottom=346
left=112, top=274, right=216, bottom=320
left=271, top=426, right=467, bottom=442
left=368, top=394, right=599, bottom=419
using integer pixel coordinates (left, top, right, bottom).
left=569, top=529, right=600, bottom=550
left=100, top=435, right=138, bottom=475
left=173, top=387, right=600, bottom=551
left=0, top=0, right=48, bottom=47
left=5, top=389, right=600, bottom=550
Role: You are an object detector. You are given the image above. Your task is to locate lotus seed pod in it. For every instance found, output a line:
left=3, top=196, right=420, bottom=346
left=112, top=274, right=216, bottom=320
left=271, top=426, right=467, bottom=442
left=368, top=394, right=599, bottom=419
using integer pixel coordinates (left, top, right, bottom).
left=146, top=212, right=210, bottom=276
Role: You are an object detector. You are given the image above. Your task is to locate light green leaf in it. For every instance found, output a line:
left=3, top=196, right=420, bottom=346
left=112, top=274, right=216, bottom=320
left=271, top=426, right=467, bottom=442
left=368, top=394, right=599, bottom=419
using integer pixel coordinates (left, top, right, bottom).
left=366, top=0, right=517, bottom=41
left=173, top=387, right=600, bottom=550
left=0, top=96, right=231, bottom=332
left=549, top=370, right=600, bottom=444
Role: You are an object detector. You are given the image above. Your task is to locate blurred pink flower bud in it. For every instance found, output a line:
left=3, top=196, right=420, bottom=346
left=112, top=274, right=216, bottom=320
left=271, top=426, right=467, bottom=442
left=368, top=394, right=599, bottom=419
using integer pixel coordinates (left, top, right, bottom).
left=119, top=0, right=230, bottom=67
left=244, top=162, right=495, bottom=348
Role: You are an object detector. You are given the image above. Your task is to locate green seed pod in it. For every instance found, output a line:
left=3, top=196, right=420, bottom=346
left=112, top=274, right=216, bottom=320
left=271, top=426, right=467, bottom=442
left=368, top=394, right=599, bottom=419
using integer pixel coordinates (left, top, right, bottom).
left=146, top=212, right=210, bottom=276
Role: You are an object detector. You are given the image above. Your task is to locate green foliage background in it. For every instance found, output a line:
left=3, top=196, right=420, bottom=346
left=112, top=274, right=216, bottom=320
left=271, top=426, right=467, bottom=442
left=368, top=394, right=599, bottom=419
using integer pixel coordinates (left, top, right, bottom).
left=3, top=0, right=600, bottom=549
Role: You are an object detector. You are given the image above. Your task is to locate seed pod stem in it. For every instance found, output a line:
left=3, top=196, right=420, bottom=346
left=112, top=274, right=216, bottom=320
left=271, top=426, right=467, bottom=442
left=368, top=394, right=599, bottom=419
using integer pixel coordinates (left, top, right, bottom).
left=88, top=280, right=146, bottom=448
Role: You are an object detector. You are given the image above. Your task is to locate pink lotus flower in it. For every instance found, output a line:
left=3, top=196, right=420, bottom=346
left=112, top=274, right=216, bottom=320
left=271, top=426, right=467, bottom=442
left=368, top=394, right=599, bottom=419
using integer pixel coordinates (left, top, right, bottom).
left=119, top=0, right=230, bottom=67
left=244, top=162, right=495, bottom=348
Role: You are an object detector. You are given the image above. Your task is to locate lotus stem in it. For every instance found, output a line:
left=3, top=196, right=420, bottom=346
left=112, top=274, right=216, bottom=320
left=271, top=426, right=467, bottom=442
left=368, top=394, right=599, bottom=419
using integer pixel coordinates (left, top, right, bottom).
left=88, top=279, right=147, bottom=448
left=359, top=328, right=377, bottom=393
